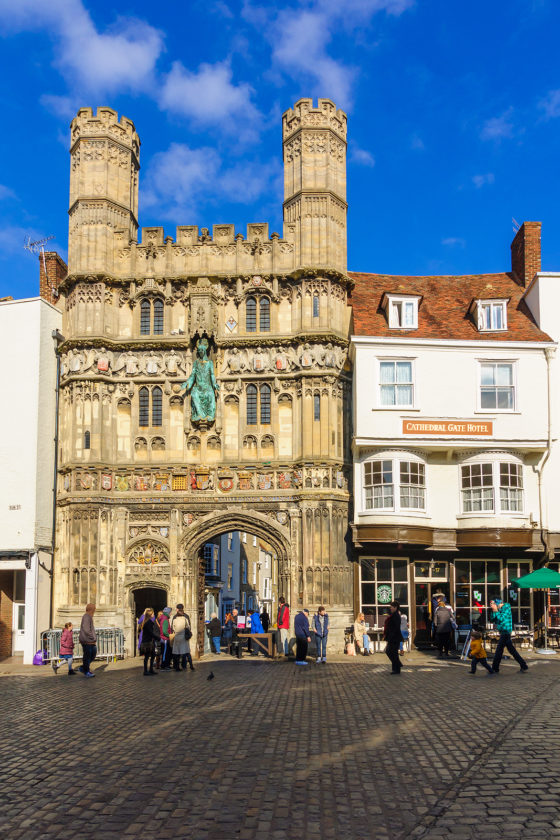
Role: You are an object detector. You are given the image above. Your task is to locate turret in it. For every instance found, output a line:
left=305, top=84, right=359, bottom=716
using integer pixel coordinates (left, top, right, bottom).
left=282, top=98, right=347, bottom=273
left=68, top=107, right=140, bottom=274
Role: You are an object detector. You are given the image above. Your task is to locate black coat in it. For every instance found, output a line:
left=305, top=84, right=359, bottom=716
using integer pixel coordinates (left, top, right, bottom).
left=260, top=611, right=270, bottom=632
left=208, top=618, right=222, bottom=637
left=385, top=612, right=403, bottom=644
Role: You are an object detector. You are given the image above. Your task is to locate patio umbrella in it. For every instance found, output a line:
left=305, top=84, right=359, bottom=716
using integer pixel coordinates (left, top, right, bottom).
left=511, top=567, right=560, bottom=654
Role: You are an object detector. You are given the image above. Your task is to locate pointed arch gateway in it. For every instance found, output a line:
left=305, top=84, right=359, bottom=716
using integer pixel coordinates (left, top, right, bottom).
left=180, top=510, right=292, bottom=655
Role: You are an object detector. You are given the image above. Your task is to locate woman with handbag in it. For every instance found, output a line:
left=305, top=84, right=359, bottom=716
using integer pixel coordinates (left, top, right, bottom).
left=171, top=604, right=195, bottom=672
left=139, top=608, right=159, bottom=676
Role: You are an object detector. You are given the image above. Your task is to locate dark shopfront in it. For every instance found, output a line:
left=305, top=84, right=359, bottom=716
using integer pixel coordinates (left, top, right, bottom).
left=354, top=540, right=540, bottom=648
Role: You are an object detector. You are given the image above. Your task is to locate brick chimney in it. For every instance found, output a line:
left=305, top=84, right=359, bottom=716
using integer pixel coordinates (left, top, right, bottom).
left=39, top=251, right=67, bottom=305
left=511, top=221, right=541, bottom=287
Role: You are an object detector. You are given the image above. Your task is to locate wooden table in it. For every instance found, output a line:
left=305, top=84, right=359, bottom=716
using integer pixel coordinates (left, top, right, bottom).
left=237, top=632, right=275, bottom=657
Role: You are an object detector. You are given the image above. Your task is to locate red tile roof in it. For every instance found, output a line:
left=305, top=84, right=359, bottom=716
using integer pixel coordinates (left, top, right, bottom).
left=349, top=271, right=552, bottom=342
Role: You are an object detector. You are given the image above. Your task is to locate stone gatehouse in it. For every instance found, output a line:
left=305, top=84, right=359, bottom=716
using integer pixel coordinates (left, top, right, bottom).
left=53, top=99, right=354, bottom=654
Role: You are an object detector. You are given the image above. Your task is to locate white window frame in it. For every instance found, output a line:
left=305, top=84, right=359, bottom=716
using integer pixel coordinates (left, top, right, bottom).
left=476, top=299, right=508, bottom=332
left=362, top=454, right=427, bottom=515
left=385, top=295, right=419, bottom=329
left=377, top=358, right=415, bottom=409
left=458, top=456, right=524, bottom=517
left=477, top=360, right=517, bottom=413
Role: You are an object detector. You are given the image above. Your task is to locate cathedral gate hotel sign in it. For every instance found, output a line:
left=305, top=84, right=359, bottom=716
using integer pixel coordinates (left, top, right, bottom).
left=402, top=419, right=493, bottom=435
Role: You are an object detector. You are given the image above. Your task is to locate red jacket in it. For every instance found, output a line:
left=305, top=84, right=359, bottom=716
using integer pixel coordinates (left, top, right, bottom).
left=60, top=628, right=74, bottom=655
left=277, top=604, right=290, bottom=629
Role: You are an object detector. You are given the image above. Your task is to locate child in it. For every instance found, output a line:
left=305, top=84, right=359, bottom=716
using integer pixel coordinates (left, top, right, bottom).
left=399, top=612, right=409, bottom=654
left=469, top=631, right=493, bottom=675
left=53, top=622, right=76, bottom=675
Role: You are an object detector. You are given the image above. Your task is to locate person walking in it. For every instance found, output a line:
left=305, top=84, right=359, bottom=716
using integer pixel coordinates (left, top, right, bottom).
left=171, top=604, right=195, bottom=672
left=53, top=622, right=76, bottom=675
left=139, top=608, right=159, bottom=676
left=159, top=607, right=173, bottom=670
left=294, top=608, right=311, bottom=666
left=433, top=599, right=453, bottom=659
left=489, top=599, right=528, bottom=674
left=277, top=596, right=290, bottom=657
left=383, top=601, right=403, bottom=675
left=354, top=613, right=371, bottom=655
left=468, top=631, right=493, bottom=676
left=260, top=607, right=270, bottom=633
left=78, top=603, right=97, bottom=678
left=223, top=611, right=235, bottom=655
left=313, top=606, right=329, bottom=663
left=208, top=613, right=222, bottom=654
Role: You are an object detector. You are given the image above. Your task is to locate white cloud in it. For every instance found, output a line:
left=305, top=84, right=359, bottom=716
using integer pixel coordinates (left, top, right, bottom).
left=244, top=0, right=414, bottom=108
left=0, top=184, right=15, bottom=200
left=0, top=224, right=47, bottom=255
left=40, top=94, right=77, bottom=120
left=351, top=147, right=375, bottom=167
left=0, top=0, right=164, bottom=96
left=472, top=173, right=495, bottom=189
left=538, top=89, right=560, bottom=120
left=442, top=237, right=466, bottom=248
left=480, top=108, right=514, bottom=141
left=160, top=61, right=261, bottom=137
left=143, top=143, right=281, bottom=220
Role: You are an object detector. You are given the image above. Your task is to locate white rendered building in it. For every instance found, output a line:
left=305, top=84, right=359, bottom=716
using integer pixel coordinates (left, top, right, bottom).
left=349, top=223, right=556, bottom=643
left=0, top=292, right=63, bottom=662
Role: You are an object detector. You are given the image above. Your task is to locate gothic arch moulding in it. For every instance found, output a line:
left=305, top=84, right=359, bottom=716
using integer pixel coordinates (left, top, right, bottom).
left=180, top=509, right=291, bottom=567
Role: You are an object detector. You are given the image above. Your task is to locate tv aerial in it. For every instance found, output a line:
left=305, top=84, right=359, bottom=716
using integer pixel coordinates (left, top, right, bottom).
left=23, top=234, right=57, bottom=296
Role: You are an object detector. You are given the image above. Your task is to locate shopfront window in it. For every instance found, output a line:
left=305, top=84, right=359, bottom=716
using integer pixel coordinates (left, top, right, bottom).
left=360, top=558, right=409, bottom=629
left=548, top=562, right=560, bottom=627
left=454, top=560, right=502, bottom=628
left=506, top=561, right=532, bottom=626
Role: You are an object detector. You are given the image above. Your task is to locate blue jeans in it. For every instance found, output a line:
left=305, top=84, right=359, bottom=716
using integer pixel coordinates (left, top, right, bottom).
left=82, top=643, right=96, bottom=675
left=316, top=635, right=327, bottom=658
left=400, top=631, right=409, bottom=652
left=362, top=634, right=371, bottom=652
left=59, top=654, right=73, bottom=672
left=212, top=636, right=221, bottom=654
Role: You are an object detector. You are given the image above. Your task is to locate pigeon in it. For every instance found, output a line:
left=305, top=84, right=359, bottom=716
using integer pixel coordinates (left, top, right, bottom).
left=207, top=671, right=215, bottom=681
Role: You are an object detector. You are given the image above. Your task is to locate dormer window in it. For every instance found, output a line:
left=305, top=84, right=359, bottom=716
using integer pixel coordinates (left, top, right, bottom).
left=382, top=295, right=419, bottom=329
left=476, top=300, right=508, bottom=332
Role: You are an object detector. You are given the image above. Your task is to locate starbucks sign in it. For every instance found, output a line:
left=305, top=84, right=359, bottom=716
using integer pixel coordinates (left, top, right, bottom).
left=377, top=584, right=392, bottom=604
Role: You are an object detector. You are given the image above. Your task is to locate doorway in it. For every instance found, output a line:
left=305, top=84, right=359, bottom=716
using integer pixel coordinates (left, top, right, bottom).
left=132, top=587, right=168, bottom=654
left=414, top=581, right=451, bottom=648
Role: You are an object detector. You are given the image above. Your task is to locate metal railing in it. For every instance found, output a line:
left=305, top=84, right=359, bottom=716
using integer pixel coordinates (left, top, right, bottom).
left=40, top=628, right=125, bottom=663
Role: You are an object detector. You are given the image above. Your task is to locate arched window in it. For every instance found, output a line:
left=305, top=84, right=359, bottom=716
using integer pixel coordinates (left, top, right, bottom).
left=246, top=297, right=257, bottom=332
left=152, top=387, right=162, bottom=426
left=84, top=430, right=91, bottom=449
left=247, top=385, right=257, bottom=424
left=139, top=387, right=150, bottom=427
left=259, top=297, right=270, bottom=332
left=313, top=393, right=321, bottom=421
left=140, top=300, right=151, bottom=335
left=313, top=293, right=320, bottom=318
left=153, top=299, right=164, bottom=335
left=260, top=384, right=271, bottom=424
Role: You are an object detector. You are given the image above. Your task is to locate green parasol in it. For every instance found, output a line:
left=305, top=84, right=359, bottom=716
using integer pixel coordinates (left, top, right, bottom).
left=511, top=567, right=560, bottom=654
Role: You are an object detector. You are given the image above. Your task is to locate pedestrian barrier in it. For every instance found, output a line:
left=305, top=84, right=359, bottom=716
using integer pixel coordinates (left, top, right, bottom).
left=40, top=628, right=125, bottom=663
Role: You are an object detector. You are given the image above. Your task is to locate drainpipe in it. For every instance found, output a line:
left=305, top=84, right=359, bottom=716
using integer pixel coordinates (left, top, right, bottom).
left=50, top=329, right=65, bottom=628
left=534, top=347, right=554, bottom=564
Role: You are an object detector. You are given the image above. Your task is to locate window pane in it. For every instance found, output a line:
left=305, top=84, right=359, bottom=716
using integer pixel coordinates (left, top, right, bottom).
left=140, top=300, right=151, bottom=335
left=361, top=583, right=376, bottom=604
left=480, top=364, right=495, bottom=386
left=259, top=297, right=270, bottom=331
left=394, top=560, right=407, bottom=581
left=246, top=297, right=256, bottom=332
left=313, top=294, right=319, bottom=318
left=396, top=361, right=412, bottom=383
left=377, top=558, right=391, bottom=580
left=380, top=362, right=395, bottom=384
left=153, top=299, right=164, bottom=335
left=403, top=302, right=415, bottom=326
left=139, top=387, right=149, bottom=426
left=313, top=393, right=320, bottom=421
left=494, top=305, right=503, bottom=329
left=497, top=388, right=514, bottom=409
left=480, top=388, right=496, bottom=409
left=260, top=384, right=271, bottom=424
left=396, top=385, right=413, bottom=405
left=152, top=387, right=162, bottom=426
left=361, top=559, right=376, bottom=581
left=394, top=583, right=408, bottom=603
left=496, top=364, right=512, bottom=385
left=380, top=385, right=396, bottom=406
left=246, top=385, right=257, bottom=424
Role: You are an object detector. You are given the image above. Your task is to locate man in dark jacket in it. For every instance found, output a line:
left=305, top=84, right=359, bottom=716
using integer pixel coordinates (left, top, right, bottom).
left=433, top=598, right=454, bottom=659
left=384, top=601, right=403, bottom=675
left=313, top=606, right=329, bottom=663
left=78, top=603, right=97, bottom=678
left=294, top=609, right=311, bottom=665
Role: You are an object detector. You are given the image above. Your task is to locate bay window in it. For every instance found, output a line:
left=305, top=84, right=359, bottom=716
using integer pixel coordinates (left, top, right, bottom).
left=461, top=459, right=524, bottom=514
left=364, top=456, right=426, bottom=512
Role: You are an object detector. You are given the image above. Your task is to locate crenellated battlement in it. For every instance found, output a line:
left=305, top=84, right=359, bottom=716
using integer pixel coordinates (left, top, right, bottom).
left=282, top=98, right=347, bottom=141
left=71, top=106, right=140, bottom=158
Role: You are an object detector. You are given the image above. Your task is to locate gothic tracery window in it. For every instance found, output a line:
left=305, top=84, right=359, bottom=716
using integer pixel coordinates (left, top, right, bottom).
left=140, top=298, right=164, bottom=335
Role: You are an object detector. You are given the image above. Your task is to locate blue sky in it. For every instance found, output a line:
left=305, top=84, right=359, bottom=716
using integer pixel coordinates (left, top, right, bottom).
left=1, top=0, right=560, bottom=298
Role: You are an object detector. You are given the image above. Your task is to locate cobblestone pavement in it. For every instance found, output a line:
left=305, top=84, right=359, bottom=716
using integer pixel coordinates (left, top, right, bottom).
left=2, top=653, right=560, bottom=840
